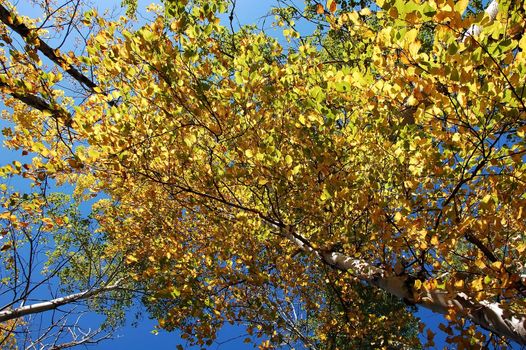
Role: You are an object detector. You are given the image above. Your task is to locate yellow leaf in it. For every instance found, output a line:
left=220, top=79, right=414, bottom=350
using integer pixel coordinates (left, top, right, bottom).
left=352, top=71, right=367, bottom=86
left=454, top=0, right=469, bottom=15
left=408, top=41, right=421, bottom=57
left=404, top=29, right=419, bottom=44
left=406, top=95, right=418, bottom=106
left=454, top=279, right=464, bottom=288
left=320, top=188, right=332, bottom=201
left=491, top=261, right=502, bottom=270
left=414, top=279, right=422, bottom=290
left=474, top=259, right=486, bottom=269
left=471, top=277, right=483, bottom=291
left=359, top=7, right=371, bottom=16
left=184, top=133, right=196, bottom=147
left=126, top=255, right=139, bottom=264
left=292, top=164, right=301, bottom=175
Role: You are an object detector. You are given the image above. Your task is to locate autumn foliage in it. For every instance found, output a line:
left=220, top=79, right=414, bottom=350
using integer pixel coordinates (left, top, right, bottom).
left=0, top=0, right=526, bottom=348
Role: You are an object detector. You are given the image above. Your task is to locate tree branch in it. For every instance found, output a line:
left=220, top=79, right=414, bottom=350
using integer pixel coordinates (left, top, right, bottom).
left=281, top=227, right=526, bottom=345
left=0, top=4, right=97, bottom=92
left=0, top=280, right=122, bottom=323
left=465, top=231, right=498, bottom=263
left=0, top=81, right=72, bottom=122
left=324, top=249, right=526, bottom=345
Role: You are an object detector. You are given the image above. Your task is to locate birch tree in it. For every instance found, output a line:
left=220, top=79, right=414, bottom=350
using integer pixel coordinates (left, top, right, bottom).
left=0, top=0, right=525, bottom=348
left=0, top=2, right=135, bottom=346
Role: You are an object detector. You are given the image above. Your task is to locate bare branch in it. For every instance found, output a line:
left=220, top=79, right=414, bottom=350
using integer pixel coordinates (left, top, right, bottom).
left=0, top=280, right=123, bottom=323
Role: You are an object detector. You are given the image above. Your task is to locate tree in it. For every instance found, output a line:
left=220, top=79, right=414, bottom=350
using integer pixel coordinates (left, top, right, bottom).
left=0, top=3, right=138, bottom=346
left=0, top=187, right=133, bottom=348
left=0, top=0, right=525, bottom=348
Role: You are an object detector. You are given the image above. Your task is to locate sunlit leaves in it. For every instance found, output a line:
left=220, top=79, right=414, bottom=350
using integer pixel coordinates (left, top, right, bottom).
left=1, top=0, right=526, bottom=347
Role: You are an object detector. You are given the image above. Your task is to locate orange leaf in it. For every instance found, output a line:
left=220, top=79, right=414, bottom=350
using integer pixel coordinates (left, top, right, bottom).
left=327, top=0, right=337, bottom=13
left=0, top=243, right=12, bottom=251
left=316, top=3, right=324, bottom=14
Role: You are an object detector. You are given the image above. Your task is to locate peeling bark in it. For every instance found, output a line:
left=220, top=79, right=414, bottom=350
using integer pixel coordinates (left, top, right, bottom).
left=283, top=229, right=526, bottom=345
left=461, top=0, right=498, bottom=42
left=328, top=250, right=526, bottom=345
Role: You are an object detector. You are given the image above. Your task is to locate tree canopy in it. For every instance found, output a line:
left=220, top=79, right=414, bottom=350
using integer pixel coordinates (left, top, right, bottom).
left=0, top=0, right=526, bottom=348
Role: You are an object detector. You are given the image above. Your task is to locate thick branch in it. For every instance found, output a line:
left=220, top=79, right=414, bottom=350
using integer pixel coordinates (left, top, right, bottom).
left=282, top=227, right=526, bottom=344
left=0, top=281, right=121, bottom=323
left=0, top=4, right=97, bottom=92
left=465, top=231, right=498, bottom=263
left=0, top=81, right=70, bottom=116
left=0, top=81, right=73, bottom=128
left=325, top=250, right=526, bottom=345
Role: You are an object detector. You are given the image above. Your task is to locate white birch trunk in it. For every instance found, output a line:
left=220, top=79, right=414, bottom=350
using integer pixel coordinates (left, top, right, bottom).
left=0, top=282, right=122, bottom=323
left=284, top=230, right=526, bottom=345
left=322, top=251, right=526, bottom=345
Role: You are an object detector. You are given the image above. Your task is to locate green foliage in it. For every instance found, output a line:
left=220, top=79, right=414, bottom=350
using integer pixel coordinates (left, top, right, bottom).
left=44, top=193, right=132, bottom=328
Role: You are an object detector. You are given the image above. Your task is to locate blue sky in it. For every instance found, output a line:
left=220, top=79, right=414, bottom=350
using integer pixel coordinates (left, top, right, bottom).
left=0, top=0, right=456, bottom=349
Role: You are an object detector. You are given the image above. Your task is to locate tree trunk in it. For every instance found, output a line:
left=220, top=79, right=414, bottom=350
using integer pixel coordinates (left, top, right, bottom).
left=284, top=230, right=526, bottom=345
left=322, top=251, right=526, bottom=345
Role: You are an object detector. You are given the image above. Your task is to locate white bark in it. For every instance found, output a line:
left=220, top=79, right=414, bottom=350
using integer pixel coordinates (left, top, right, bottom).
left=327, top=249, right=526, bottom=345
left=0, top=282, right=122, bottom=323
left=283, top=229, right=526, bottom=345
left=461, top=0, right=499, bottom=42
left=485, top=0, right=499, bottom=20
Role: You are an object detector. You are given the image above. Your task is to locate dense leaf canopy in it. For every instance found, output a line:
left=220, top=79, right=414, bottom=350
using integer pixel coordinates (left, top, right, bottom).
left=0, top=0, right=525, bottom=348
